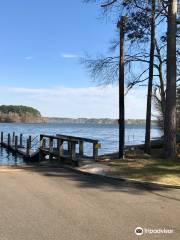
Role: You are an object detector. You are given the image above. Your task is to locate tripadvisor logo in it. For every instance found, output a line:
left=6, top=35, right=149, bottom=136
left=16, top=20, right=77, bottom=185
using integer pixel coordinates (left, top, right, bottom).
left=134, top=227, right=174, bottom=236
left=135, top=227, right=143, bottom=236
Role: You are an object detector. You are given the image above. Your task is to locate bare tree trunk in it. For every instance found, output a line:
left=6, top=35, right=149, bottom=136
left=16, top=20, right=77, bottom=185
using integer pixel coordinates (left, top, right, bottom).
left=144, top=0, right=156, bottom=154
left=117, top=17, right=125, bottom=159
left=164, top=0, right=177, bottom=159
left=155, top=39, right=166, bottom=118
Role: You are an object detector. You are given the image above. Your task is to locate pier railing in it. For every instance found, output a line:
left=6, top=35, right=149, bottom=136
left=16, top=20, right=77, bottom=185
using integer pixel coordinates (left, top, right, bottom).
left=39, top=134, right=79, bottom=165
left=39, top=134, right=101, bottom=166
left=56, top=134, right=101, bottom=159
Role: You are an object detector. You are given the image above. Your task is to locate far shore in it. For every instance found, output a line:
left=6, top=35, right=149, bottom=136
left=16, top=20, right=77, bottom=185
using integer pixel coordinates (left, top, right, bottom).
left=0, top=118, right=159, bottom=126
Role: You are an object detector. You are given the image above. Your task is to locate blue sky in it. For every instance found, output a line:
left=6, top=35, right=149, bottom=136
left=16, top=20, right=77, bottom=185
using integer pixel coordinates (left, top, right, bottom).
left=0, top=0, right=147, bottom=118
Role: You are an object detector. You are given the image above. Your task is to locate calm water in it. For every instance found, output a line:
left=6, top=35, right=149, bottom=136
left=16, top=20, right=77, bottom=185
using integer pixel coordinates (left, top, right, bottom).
left=0, top=123, right=161, bottom=165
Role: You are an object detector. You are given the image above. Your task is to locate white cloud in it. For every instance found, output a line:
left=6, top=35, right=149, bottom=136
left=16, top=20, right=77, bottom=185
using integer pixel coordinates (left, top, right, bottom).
left=24, top=56, right=33, bottom=61
left=61, top=53, right=79, bottom=59
left=0, top=85, right=149, bottom=119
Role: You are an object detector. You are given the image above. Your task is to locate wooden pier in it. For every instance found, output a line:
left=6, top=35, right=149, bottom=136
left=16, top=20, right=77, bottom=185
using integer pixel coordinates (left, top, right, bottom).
left=0, top=132, right=39, bottom=160
left=0, top=132, right=101, bottom=165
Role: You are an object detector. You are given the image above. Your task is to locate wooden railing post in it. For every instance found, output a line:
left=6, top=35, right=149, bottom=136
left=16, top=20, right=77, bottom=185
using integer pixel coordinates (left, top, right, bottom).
left=49, top=138, right=53, bottom=152
left=93, top=142, right=99, bottom=160
left=8, top=133, right=11, bottom=147
left=29, top=135, right=32, bottom=149
left=12, top=132, right=15, bottom=144
left=40, top=135, right=43, bottom=149
left=59, top=140, right=64, bottom=156
left=57, top=139, right=63, bottom=161
left=79, top=141, right=84, bottom=156
left=49, top=138, right=53, bottom=161
left=71, top=142, right=77, bottom=166
left=57, top=139, right=60, bottom=160
left=20, top=134, right=23, bottom=147
left=42, top=139, right=46, bottom=149
left=26, top=138, right=30, bottom=156
left=39, top=135, right=43, bottom=162
left=15, top=136, right=18, bottom=151
left=68, top=142, right=71, bottom=154
left=1, top=132, right=3, bottom=143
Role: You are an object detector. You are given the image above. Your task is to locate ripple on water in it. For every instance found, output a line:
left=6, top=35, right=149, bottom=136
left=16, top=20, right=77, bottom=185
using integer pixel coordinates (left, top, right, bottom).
left=0, top=147, right=24, bottom=166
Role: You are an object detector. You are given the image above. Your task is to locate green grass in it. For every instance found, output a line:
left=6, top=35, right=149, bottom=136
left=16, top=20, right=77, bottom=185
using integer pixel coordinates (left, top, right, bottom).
left=98, top=148, right=180, bottom=185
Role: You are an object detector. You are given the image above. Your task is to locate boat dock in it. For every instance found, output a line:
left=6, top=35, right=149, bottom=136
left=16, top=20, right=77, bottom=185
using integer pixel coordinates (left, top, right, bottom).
left=0, top=132, right=101, bottom=165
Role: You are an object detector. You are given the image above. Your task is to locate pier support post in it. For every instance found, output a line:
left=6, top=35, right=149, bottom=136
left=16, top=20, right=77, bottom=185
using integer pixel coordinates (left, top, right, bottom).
left=15, top=136, right=18, bottom=151
left=79, top=141, right=84, bottom=157
left=26, top=139, right=30, bottom=156
left=12, top=132, right=15, bottom=144
left=39, top=135, right=44, bottom=162
left=1, top=132, right=3, bottom=144
left=8, top=134, right=11, bottom=147
left=20, top=134, right=23, bottom=147
left=29, top=136, right=32, bottom=149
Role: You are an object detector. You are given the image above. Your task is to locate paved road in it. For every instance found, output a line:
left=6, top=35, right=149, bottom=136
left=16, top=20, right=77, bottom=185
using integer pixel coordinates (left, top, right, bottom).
left=0, top=166, right=179, bottom=240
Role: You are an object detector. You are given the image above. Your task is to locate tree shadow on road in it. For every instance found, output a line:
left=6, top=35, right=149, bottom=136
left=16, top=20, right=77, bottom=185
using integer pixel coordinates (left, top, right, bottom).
left=17, top=164, right=180, bottom=202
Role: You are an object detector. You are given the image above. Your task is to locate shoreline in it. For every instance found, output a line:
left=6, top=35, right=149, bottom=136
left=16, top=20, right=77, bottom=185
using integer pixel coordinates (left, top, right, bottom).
left=0, top=121, right=159, bottom=127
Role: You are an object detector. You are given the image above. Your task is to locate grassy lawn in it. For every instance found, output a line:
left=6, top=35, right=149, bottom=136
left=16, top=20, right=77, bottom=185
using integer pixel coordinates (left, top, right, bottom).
left=98, top=148, right=180, bottom=186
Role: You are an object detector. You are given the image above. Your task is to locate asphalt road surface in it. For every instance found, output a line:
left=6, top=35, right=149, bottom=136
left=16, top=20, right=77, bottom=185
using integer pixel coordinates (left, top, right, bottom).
left=0, top=166, right=179, bottom=240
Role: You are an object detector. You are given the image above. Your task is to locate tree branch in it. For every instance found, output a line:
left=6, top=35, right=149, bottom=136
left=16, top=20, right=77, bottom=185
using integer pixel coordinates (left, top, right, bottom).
left=101, top=0, right=117, bottom=7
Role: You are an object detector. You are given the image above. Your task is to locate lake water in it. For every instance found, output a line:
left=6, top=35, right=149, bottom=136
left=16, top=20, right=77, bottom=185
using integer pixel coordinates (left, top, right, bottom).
left=0, top=123, right=161, bottom=165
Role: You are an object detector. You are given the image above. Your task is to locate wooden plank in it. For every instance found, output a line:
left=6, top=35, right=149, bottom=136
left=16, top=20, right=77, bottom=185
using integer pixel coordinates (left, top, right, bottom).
left=57, top=134, right=99, bottom=144
left=40, top=134, right=78, bottom=143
